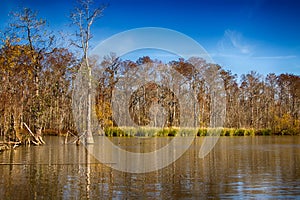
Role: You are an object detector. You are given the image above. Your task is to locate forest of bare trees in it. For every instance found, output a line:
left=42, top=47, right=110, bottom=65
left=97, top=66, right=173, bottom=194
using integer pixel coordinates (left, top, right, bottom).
left=97, top=56, right=299, bottom=136
left=0, top=4, right=299, bottom=145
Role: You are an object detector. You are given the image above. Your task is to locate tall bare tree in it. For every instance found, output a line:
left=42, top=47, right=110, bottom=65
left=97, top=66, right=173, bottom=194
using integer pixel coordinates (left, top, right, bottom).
left=70, top=0, right=106, bottom=143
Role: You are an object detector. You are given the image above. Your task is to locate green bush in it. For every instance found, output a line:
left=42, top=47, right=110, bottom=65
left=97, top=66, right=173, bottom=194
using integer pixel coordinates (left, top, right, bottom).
left=244, top=129, right=255, bottom=136
left=157, top=128, right=178, bottom=137
left=221, top=128, right=234, bottom=136
left=234, top=129, right=245, bottom=136
left=255, top=129, right=271, bottom=136
left=197, top=128, right=207, bottom=136
left=135, top=127, right=157, bottom=137
left=281, top=129, right=291, bottom=136
left=123, top=127, right=137, bottom=137
left=221, top=128, right=228, bottom=136
left=168, top=129, right=177, bottom=136
left=180, top=128, right=197, bottom=136
left=104, top=127, right=128, bottom=137
left=262, top=129, right=271, bottom=136
left=157, top=128, right=168, bottom=137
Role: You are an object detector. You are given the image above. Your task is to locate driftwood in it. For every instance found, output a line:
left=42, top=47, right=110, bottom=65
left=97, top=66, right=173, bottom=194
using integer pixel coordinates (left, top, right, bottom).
left=36, top=127, right=46, bottom=144
left=65, top=131, right=84, bottom=145
left=0, top=141, right=21, bottom=145
left=23, top=123, right=45, bottom=145
left=64, top=130, right=69, bottom=144
left=0, top=123, right=46, bottom=153
left=0, top=144, right=9, bottom=152
left=0, top=141, right=21, bottom=151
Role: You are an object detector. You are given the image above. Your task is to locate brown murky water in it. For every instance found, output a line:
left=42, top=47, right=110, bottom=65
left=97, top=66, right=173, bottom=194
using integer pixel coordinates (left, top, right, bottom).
left=0, top=136, right=300, bottom=199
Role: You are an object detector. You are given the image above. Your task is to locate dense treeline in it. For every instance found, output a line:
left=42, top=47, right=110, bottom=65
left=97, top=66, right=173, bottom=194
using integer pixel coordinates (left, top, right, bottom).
left=0, top=7, right=299, bottom=143
left=0, top=8, right=78, bottom=141
left=96, top=56, right=300, bottom=136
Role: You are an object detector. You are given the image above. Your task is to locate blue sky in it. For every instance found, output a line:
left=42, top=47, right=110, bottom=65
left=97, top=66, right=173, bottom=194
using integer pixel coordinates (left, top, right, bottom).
left=0, top=0, right=300, bottom=76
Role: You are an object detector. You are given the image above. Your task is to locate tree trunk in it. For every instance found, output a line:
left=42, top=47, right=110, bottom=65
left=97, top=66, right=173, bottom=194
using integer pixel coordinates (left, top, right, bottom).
left=85, top=63, right=94, bottom=144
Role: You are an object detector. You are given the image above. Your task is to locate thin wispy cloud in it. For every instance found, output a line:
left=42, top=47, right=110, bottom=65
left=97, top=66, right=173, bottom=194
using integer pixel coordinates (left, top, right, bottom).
left=218, top=29, right=253, bottom=55
left=253, top=55, right=297, bottom=60
left=216, top=29, right=298, bottom=62
left=211, top=29, right=300, bottom=75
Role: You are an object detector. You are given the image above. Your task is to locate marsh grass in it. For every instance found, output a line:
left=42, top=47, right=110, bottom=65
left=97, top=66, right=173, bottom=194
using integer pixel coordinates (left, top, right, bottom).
left=103, top=127, right=297, bottom=137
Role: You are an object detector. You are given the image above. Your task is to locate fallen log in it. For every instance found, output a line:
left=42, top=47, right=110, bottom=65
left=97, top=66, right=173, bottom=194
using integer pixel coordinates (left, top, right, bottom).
left=23, top=123, right=45, bottom=145
left=0, top=141, right=21, bottom=151
left=0, top=141, right=21, bottom=145
left=37, top=135, right=46, bottom=145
